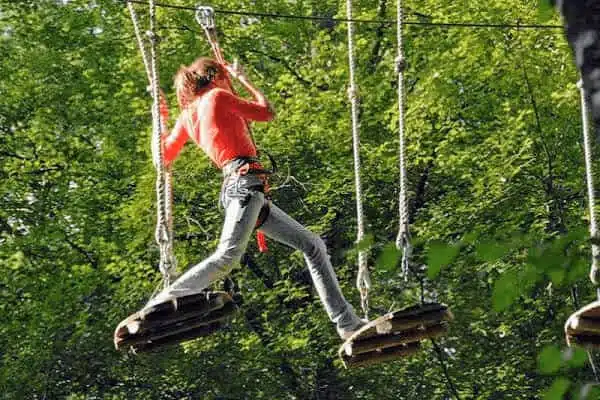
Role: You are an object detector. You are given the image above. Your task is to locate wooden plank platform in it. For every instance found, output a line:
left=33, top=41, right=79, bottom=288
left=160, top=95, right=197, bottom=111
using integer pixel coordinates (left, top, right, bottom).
left=565, top=300, right=600, bottom=348
left=338, top=303, right=453, bottom=368
left=114, top=291, right=237, bottom=352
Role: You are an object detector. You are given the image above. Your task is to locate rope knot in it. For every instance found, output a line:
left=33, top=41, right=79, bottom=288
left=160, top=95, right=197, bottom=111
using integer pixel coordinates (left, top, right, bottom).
left=395, top=56, right=406, bottom=73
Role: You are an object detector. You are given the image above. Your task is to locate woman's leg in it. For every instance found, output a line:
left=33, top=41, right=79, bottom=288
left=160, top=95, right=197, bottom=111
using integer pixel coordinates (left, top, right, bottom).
left=146, top=191, right=265, bottom=306
left=259, top=203, right=364, bottom=336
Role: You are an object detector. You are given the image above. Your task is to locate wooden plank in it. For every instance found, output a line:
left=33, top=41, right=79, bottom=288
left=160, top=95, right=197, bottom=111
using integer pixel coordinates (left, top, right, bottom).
left=342, top=342, right=421, bottom=368
left=568, top=334, right=600, bottom=349
left=124, top=295, right=228, bottom=336
left=347, top=303, right=452, bottom=341
left=139, top=292, right=230, bottom=321
left=344, top=323, right=448, bottom=356
left=131, top=321, right=225, bottom=353
left=115, top=302, right=237, bottom=350
left=387, top=310, right=452, bottom=333
left=390, top=303, right=449, bottom=320
left=570, top=317, right=600, bottom=334
left=114, top=291, right=231, bottom=341
left=565, top=300, right=600, bottom=347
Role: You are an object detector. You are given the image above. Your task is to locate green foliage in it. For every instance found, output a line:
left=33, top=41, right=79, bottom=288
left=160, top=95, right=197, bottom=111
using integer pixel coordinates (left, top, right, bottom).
left=544, top=378, right=570, bottom=400
left=1, top=0, right=598, bottom=398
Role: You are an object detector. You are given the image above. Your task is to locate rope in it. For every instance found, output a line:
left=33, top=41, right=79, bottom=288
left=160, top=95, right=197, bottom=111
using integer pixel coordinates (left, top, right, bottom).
left=126, top=2, right=152, bottom=83
left=394, top=0, right=412, bottom=281
left=345, top=0, right=370, bottom=319
left=128, top=0, right=176, bottom=288
left=578, top=80, right=600, bottom=288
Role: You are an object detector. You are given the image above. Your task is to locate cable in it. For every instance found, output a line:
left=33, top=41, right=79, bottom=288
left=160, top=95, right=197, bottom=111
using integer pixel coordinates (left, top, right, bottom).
left=118, top=0, right=562, bottom=30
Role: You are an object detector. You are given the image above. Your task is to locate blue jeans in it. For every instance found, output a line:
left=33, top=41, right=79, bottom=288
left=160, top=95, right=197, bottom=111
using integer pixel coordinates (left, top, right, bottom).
left=149, top=173, right=362, bottom=332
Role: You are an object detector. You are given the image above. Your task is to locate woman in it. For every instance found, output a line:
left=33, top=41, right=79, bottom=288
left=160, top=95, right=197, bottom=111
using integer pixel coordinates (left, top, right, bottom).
left=149, top=57, right=365, bottom=339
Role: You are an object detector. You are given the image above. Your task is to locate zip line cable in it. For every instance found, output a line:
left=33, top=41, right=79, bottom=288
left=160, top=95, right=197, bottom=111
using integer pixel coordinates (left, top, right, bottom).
left=118, top=0, right=562, bottom=30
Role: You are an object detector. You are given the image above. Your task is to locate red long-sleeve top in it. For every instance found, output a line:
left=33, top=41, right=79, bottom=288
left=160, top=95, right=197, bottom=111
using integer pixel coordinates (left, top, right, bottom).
left=162, top=88, right=273, bottom=168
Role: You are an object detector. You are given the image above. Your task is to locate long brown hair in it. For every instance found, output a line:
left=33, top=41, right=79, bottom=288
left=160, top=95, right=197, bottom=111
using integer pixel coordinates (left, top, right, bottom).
left=174, top=57, right=224, bottom=109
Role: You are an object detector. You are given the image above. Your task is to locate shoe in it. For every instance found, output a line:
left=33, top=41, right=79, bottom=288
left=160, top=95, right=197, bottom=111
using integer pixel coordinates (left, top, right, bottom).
left=337, top=318, right=368, bottom=340
left=142, top=287, right=201, bottom=311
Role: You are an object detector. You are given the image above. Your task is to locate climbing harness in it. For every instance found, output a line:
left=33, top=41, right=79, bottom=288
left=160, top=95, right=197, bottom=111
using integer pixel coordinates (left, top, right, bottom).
left=338, top=0, right=452, bottom=369
left=565, top=80, right=600, bottom=349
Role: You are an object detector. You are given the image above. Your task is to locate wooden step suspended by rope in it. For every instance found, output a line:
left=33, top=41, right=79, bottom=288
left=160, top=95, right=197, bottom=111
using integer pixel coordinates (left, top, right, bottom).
left=114, top=291, right=238, bottom=353
left=565, top=300, right=600, bottom=349
left=563, top=81, right=600, bottom=350
left=338, top=303, right=453, bottom=368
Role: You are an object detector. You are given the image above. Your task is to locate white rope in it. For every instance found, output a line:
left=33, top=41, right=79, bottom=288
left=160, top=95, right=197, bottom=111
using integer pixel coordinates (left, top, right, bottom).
left=126, top=2, right=152, bottom=83
left=346, top=0, right=370, bottom=318
left=394, top=0, right=411, bottom=280
left=128, top=0, right=176, bottom=288
left=578, top=80, right=600, bottom=287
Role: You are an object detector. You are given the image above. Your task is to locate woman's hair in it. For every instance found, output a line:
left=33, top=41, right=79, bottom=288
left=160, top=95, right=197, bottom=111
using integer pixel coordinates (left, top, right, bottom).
left=174, top=57, right=224, bottom=109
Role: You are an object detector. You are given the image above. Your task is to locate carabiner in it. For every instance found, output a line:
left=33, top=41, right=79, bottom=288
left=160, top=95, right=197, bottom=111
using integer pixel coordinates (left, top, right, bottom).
left=195, top=5, right=215, bottom=30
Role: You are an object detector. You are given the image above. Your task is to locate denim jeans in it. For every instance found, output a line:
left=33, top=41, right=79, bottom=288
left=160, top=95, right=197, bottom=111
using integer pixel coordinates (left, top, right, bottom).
left=148, top=173, right=362, bottom=332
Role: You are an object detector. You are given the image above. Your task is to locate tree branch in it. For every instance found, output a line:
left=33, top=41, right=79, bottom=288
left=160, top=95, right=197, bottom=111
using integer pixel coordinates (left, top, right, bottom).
left=246, top=49, right=312, bottom=88
left=64, top=237, right=98, bottom=268
left=368, top=0, right=388, bottom=72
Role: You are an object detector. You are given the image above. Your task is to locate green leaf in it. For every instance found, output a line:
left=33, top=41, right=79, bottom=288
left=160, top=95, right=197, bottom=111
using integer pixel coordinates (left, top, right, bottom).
left=356, top=233, right=374, bottom=252
left=538, top=345, right=562, bottom=374
left=537, top=0, right=556, bottom=22
left=492, top=270, right=520, bottom=312
left=375, top=242, right=402, bottom=272
left=548, top=267, right=565, bottom=286
left=543, top=378, right=570, bottom=400
left=427, top=241, right=460, bottom=279
left=475, top=241, right=509, bottom=262
left=562, top=347, right=588, bottom=369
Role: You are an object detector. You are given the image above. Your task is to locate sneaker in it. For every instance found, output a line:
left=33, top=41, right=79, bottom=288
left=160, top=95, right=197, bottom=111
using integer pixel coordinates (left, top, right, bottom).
left=142, top=287, right=200, bottom=311
left=337, top=318, right=368, bottom=340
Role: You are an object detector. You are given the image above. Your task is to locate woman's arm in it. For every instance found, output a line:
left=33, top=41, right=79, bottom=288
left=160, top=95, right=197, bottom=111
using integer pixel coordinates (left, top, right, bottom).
left=223, top=62, right=275, bottom=121
left=158, top=91, right=189, bottom=166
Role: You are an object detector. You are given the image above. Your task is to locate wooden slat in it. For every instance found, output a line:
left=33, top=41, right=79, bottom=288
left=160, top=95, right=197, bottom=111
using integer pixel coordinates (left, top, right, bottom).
left=344, top=323, right=448, bottom=356
left=139, top=292, right=228, bottom=321
left=342, top=342, right=421, bottom=368
left=124, top=296, right=227, bottom=336
left=391, top=303, right=448, bottom=319
left=388, top=310, right=452, bottom=333
left=115, top=302, right=237, bottom=350
left=349, top=304, right=452, bottom=341
left=114, top=292, right=231, bottom=341
left=568, top=334, right=600, bottom=348
left=570, top=317, right=600, bottom=334
left=132, top=321, right=225, bottom=353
